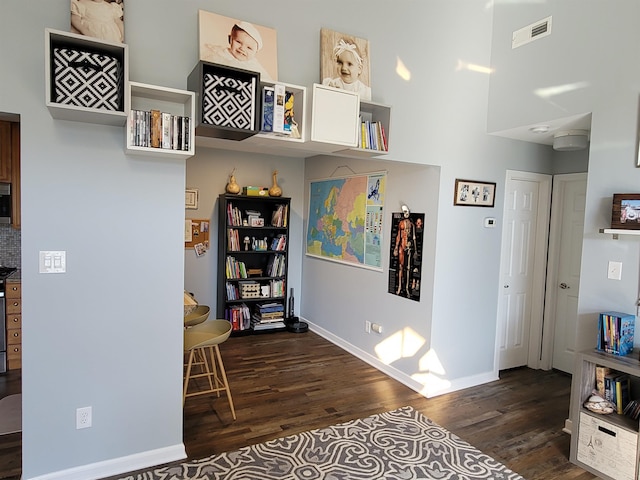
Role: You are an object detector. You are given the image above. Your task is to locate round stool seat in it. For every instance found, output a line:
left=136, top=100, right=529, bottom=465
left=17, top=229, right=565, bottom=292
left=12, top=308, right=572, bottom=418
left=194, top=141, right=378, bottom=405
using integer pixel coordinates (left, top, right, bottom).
left=184, top=305, right=210, bottom=328
left=184, top=318, right=232, bottom=350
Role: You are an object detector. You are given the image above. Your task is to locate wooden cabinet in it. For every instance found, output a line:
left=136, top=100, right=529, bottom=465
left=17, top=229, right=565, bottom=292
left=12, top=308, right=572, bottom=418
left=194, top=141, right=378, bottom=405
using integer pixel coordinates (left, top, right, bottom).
left=5, top=280, right=21, bottom=370
left=217, top=194, right=290, bottom=334
left=0, top=121, right=11, bottom=183
left=569, top=348, right=640, bottom=480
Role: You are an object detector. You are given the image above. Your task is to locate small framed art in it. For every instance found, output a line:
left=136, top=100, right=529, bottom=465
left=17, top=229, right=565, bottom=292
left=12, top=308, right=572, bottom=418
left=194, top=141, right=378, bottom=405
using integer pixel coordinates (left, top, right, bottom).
left=611, top=193, right=640, bottom=229
left=454, top=179, right=496, bottom=207
left=185, top=189, right=198, bottom=209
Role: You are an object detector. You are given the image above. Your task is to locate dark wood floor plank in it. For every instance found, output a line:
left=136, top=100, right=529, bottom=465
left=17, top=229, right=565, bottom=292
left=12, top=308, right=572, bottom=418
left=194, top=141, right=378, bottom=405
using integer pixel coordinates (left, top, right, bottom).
left=1, top=331, right=596, bottom=480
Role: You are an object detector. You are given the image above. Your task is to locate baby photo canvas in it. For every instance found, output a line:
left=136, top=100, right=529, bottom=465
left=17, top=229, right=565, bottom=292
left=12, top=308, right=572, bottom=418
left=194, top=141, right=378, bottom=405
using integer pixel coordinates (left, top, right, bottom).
left=320, top=28, right=371, bottom=100
left=198, top=10, right=278, bottom=82
left=70, top=0, right=125, bottom=43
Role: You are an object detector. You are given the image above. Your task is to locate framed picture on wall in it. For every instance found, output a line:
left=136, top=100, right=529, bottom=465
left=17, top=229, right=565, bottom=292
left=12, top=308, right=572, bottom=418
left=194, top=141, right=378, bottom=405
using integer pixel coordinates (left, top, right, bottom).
left=611, top=193, right=640, bottom=229
left=320, top=28, right=371, bottom=101
left=454, top=179, right=496, bottom=207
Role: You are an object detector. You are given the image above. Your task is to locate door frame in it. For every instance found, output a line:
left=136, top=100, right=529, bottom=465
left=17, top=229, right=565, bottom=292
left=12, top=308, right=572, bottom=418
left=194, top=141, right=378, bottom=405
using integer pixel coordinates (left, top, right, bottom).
left=495, top=170, right=552, bottom=371
left=539, top=172, right=587, bottom=370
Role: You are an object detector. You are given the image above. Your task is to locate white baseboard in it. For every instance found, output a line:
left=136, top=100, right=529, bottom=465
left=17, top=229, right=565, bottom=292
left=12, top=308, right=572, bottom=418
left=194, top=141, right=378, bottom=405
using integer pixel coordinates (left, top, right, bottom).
left=304, top=318, right=499, bottom=398
left=24, top=444, right=186, bottom=480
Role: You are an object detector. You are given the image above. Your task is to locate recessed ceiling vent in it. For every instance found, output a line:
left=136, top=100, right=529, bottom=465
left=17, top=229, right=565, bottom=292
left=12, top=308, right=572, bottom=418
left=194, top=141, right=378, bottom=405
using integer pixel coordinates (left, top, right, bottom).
left=512, top=16, right=552, bottom=49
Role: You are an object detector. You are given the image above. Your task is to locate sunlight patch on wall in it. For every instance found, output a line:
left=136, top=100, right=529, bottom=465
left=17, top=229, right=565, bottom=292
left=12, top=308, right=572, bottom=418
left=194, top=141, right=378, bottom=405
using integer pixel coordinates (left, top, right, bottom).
left=534, top=81, right=589, bottom=99
left=456, top=60, right=493, bottom=75
left=395, top=57, right=411, bottom=81
left=374, top=327, right=425, bottom=364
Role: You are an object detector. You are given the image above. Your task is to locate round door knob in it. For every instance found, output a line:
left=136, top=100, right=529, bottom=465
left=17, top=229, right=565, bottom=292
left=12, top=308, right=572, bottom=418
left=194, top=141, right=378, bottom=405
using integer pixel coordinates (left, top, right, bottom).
left=560, top=282, right=569, bottom=289
left=504, top=285, right=509, bottom=288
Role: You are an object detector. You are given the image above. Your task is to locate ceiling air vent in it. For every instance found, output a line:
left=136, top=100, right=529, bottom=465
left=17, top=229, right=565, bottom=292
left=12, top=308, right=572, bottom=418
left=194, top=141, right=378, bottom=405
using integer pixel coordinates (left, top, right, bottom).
left=512, top=16, right=552, bottom=49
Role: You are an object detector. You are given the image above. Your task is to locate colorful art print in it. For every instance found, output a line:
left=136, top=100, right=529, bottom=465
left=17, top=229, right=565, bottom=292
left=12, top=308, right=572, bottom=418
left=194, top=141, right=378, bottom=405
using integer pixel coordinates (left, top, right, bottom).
left=611, top=193, right=640, bottom=229
left=454, top=179, right=496, bottom=207
left=320, top=28, right=371, bottom=101
left=198, top=10, right=278, bottom=82
left=388, top=212, right=424, bottom=301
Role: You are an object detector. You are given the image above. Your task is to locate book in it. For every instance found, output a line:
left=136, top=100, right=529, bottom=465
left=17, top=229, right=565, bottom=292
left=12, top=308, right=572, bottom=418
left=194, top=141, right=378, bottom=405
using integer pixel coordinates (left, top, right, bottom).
left=261, top=86, right=274, bottom=132
left=595, top=366, right=612, bottom=396
left=284, top=90, right=294, bottom=134
left=272, top=83, right=286, bottom=134
left=162, top=112, right=172, bottom=149
left=597, top=311, right=635, bottom=356
left=614, top=374, right=630, bottom=414
left=150, top=109, right=161, bottom=148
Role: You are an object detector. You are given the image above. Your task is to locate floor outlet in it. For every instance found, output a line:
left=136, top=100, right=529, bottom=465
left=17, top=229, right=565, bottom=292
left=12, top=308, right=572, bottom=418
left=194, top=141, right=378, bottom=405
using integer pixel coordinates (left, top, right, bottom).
left=76, top=406, right=92, bottom=429
left=365, top=321, right=371, bottom=333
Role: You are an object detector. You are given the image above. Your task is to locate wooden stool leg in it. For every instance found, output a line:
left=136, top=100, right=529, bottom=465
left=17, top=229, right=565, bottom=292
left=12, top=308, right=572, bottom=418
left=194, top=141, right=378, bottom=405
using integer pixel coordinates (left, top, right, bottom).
left=214, top=344, right=236, bottom=420
left=183, top=349, right=195, bottom=406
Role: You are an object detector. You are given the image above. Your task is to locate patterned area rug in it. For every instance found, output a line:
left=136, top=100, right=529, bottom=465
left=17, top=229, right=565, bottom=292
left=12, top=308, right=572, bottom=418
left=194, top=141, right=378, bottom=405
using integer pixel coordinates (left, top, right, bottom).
left=121, top=405, right=524, bottom=480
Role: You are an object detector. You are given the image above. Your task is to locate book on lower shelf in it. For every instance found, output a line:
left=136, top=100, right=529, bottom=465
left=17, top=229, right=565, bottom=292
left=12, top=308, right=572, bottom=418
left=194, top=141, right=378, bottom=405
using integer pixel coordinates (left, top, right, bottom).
left=596, top=311, right=635, bottom=356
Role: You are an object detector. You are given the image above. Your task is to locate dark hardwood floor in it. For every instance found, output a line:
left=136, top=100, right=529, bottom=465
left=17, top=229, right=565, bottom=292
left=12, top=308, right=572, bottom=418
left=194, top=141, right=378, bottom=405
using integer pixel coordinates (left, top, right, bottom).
left=1, top=331, right=596, bottom=480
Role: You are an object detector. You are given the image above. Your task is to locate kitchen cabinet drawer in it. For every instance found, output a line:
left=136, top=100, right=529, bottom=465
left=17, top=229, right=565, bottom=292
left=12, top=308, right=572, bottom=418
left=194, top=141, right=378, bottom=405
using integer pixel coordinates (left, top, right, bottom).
left=6, top=314, right=20, bottom=328
left=5, top=282, right=20, bottom=298
left=7, top=327, right=20, bottom=345
left=6, top=298, right=21, bottom=314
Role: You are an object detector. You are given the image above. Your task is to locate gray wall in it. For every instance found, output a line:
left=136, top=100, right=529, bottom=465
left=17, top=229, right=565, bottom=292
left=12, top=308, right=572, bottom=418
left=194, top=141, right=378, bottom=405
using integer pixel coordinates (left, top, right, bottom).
left=489, top=2, right=640, bottom=356
left=0, top=0, right=603, bottom=478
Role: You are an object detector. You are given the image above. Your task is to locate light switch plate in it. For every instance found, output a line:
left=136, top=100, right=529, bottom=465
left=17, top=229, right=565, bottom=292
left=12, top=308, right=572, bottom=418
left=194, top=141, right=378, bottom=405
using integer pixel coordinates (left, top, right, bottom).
left=39, top=251, right=66, bottom=274
left=607, top=261, right=622, bottom=280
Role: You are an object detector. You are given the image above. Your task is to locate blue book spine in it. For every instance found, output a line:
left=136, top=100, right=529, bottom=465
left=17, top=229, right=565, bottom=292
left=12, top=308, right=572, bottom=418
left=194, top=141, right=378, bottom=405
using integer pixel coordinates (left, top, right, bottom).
left=261, top=86, right=274, bottom=132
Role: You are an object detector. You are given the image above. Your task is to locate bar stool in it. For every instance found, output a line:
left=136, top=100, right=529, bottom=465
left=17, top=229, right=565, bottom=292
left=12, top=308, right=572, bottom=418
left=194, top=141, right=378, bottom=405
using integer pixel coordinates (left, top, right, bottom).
left=184, top=305, right=210, bottom=328
left=183, top=319, right=236, bottom=420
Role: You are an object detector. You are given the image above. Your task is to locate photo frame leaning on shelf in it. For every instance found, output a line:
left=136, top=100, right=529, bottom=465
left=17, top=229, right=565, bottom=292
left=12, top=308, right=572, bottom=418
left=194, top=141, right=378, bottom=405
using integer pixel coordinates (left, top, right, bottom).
left=320, top=28, right=371, bottom=101
left=198, top=10, right=278, bottom=82
left=70, top=0, right=125, bottom=43
left=454, top=179, right=496, bottom=207
left=611, top=193, right=640, bottom=229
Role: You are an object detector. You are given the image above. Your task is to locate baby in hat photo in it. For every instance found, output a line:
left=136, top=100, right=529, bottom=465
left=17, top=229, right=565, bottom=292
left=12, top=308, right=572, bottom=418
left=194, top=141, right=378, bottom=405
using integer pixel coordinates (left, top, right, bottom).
left=199, top=10, right=278, bottom=82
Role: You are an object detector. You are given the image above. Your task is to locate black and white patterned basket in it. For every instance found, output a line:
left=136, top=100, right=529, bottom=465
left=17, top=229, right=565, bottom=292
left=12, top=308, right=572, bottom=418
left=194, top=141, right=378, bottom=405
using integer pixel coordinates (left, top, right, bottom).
left=52, top=47, right=123, bottom=111
left=202, top=72, right=256, bottom=130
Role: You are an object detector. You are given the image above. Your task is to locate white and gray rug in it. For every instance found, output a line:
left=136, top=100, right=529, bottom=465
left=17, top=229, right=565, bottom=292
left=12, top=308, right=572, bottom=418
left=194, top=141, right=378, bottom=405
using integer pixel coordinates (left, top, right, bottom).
left=121, top=405, right=524, bottom=479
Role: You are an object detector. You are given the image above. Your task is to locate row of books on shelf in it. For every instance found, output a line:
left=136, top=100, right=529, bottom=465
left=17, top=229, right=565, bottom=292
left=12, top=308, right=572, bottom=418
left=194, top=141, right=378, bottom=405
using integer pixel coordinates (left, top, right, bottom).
left=225, top=256, right=247, bottom=279
left=226, top=203, right=244, bottom=227
left=271, top=204, right=288, bottom=227
left=596, top=311, right=635, bottom=356
left=260, top=84, right=295, bottom=136
left=271, top=234, right=286, bottom=251
left=266, top=254, right=286, bottom=277
left=224, top=303, right=251, bottom=331
left=128, top=109, right=190, bottom=151
left=359, top=120, right=388, bottom=152
left=596, top=366, right=631, bottom=415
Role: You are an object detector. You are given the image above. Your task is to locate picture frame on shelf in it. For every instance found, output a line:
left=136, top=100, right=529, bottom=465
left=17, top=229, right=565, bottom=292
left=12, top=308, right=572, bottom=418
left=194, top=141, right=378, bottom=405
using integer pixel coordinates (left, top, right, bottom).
left=454, top=179, right=496, bottom=207
left=611, top=193, right=640, bottom=229
left=185, top=189, right=198, bottom=209
left=320, top=28, right=371, bottom=101
left=198, top=10, right=278, bottom=82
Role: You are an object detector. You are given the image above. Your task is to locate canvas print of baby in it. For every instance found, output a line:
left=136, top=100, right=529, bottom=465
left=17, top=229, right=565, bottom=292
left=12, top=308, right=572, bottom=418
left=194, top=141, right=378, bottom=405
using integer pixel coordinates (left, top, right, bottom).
left=199, top=10, right=278, bottom=82
left=320, top=28, right=371, bottom=101
left=70, top=0, right=124, bottom=43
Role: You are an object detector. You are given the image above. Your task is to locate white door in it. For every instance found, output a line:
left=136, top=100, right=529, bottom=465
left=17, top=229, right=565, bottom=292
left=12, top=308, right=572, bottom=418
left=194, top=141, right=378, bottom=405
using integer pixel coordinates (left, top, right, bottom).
left=541, top=173, right=587, bottom=373
left=497, top=171, right=551, bottom=370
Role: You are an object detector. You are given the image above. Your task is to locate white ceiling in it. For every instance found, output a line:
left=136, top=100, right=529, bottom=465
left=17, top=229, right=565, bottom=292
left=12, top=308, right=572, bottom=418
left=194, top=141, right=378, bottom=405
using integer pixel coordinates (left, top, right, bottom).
left=489, top=112, right=592, bottom=146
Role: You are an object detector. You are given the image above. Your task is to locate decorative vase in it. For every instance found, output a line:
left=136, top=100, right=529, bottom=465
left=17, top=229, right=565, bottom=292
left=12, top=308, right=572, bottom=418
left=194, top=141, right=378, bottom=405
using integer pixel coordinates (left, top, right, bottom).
left=269, top=170, right=282, bottom=197
left=226, top=169, right=240, bottom=194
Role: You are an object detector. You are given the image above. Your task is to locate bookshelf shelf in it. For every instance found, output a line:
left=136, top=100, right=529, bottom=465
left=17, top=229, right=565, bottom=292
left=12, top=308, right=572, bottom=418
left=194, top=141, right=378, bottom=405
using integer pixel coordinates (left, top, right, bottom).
left=600, top=228, right=640, bottom=239
left=125, top=81, right=195, bottom=158
left=217, top=194, right=290, bottom=334
left=570, top=348, right=640, bottom=480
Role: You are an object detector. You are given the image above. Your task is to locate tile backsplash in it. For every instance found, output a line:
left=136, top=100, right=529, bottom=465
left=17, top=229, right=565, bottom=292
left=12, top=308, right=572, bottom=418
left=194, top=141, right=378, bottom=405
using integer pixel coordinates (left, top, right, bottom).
left=0, top=224, right=21, bottom=268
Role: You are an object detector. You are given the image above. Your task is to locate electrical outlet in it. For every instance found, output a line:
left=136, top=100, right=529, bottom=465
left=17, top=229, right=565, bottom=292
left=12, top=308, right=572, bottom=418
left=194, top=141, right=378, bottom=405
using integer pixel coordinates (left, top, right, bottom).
left=365, top=321, right=371, bottom=333
left=371, top=323, right=383, bottom=334
left=76, top=406, right=92, bottom=429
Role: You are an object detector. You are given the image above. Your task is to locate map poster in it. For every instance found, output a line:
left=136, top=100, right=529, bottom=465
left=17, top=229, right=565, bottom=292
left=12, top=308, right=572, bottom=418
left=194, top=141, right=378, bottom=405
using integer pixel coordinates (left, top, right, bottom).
left=306, top=172, right=386, bottom=270
left=388, top=211, right=424, bottom=301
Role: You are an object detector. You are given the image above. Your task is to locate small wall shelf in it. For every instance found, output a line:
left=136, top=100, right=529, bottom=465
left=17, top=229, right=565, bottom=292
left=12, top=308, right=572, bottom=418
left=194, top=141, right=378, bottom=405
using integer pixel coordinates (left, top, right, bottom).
left=599, top=228, right=640, bottom=239
left=126, top=81, right=195, bottom=159
left=45, top=28, right=129, bottom=126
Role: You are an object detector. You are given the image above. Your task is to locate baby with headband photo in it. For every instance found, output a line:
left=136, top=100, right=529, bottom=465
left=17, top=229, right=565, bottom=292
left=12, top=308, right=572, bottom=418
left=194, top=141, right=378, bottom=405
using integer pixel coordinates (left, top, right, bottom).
left=321, top=28, right=371, bottom=100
